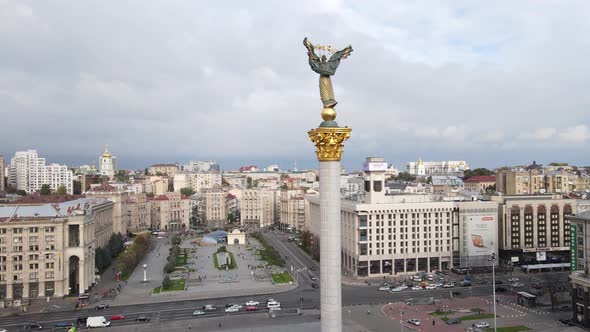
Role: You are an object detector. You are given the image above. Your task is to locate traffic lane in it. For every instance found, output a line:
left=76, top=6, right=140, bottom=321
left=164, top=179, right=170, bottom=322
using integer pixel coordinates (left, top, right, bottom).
left=262, top=234, right=314, bottom=286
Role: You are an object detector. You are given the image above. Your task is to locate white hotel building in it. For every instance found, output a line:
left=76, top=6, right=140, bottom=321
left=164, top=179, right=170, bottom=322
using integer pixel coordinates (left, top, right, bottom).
left=307, top=157, right=498, bottom=279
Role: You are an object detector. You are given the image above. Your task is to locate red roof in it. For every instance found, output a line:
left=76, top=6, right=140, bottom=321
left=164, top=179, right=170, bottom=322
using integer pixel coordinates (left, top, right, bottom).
left=150, top=195, right=170, bottom=201
left=464, top=175, right=496, bottom=183
left=239, top=165, right=257, bottom=172
left=10, top=193, right=85, bottom=204
left=90, top=183, right=117, bottom=192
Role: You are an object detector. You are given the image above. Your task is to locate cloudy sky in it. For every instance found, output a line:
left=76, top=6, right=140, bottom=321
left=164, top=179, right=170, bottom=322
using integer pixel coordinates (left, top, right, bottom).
left=1, top=0, right=589, bottom=171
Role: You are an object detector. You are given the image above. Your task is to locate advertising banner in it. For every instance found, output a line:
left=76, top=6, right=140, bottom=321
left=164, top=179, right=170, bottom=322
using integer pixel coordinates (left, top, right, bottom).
left=362, top=162, right=388, bottom=172
left=536, top=252, right=546, bottom=261
left=511, top=256, right=520, bottom=263
left=465, top=215, right=496, bottom=256
left=571, top=224, right=577, bottom=271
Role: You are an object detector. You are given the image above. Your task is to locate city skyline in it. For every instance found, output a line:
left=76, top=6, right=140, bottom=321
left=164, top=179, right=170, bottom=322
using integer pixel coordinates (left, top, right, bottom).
left=1, top=1, right=589, bottom=170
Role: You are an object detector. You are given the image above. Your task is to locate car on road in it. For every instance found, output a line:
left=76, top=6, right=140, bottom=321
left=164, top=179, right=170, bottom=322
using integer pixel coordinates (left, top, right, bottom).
left=135, top=316, right=150, bottom=322
left=267, top=301, right=281, bottom=309
left=245, top=306, right=259, bottom=311
left=309, top=266, right=316, bottom=271
left=425, top=285, right=436, bottom=290
left=245, top=300, right=259, bottom=306
left=379, top=286, right=391, bottom=291
left=390, top=287, right=404, bottom=292
left=53, top=322, right=76, bottom=330
left=434, top=283, right=443, bottom=287
left=0, top=329, right=7, bottom=332
left=192, top=310, right=206, bottom=316
left=225, top=303, right=243, bottom=309
left=559, top=318, right=574, bottom=326
left=24, top=323, right=43, bottom=330
left=225, top=306, right=239, bottom=313
left=495, top=287, right=507, bottom=293
left=411, top=286, right=422, bottom=290
left=95, top=304, right=110, bottom=310
left=285, top=256, right=291, bottom=260
left=110, top=314, right=125, bottom=320
left=511, top=282, right=524, bottom=288
left=203, top=304, right=217, bottom=311
left=508, top=277, right=519, bottom=282
left=475, top=322, right=490, bottom=328
left=311, top=283, right=320, bottom=289
left=443, top=283, right=454, bottom=288
left=446, top=318, right=461, bottom=325
left=309, top=275, right=318, bottom=281
left=407, top=319, right=421, bottom=326
left=427, top=275, right=433, bottom=281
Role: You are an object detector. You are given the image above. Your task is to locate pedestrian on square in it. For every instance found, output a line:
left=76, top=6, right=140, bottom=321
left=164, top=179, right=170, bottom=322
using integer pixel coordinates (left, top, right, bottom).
left=432, top=319, right=435, bottom=326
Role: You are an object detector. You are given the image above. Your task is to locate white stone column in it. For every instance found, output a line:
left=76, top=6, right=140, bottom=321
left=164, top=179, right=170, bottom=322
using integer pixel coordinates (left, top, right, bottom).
left=319, top=161, right=342, bottom=332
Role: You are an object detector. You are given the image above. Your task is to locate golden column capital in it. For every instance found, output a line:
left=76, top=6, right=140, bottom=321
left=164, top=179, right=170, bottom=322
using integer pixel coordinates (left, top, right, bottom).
left=308, top=127, right=352, bottom=162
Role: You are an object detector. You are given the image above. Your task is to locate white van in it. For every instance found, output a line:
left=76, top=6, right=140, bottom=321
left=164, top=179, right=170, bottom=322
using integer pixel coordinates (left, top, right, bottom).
left=267, top=301, right=281, bottom=310
left=87, top=316, right=111, bottom=328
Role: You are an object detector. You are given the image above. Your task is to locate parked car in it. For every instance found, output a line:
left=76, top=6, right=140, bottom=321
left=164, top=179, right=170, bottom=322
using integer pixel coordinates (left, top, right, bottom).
left=311, top=283, right=320, bottom=289
left=192, top=310, right=206, bottom=316
left=95, top=304, right=110, bottom=310
left=559, top=318, right=574, bottom=326
left=446, top=318, right=461, bottom=325
left=24, top=323, right=43, bottom=330
left=427, top=275, right=434, bottom=281
left=203, top=304, right=217, bottom=311
left=110, top=314, right=125, bottom=320
left=379, top=286, right=391, bottom=291
left=245, top=300, right=259, bottom=306
left=135, top=316, right=150, bottom=322
left=475, top=322, right=490, bottom=328
left=245, top=306, right=259, bottom=311
left=408, top=318, right=421, bottom=326
left=412, top=286, right=422, bottom=290
left=495, top=287, right=507, bottom=293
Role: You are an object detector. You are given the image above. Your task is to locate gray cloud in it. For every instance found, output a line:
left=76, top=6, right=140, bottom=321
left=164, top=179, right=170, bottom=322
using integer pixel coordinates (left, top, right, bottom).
left=1, top=0, right=589, bottom=171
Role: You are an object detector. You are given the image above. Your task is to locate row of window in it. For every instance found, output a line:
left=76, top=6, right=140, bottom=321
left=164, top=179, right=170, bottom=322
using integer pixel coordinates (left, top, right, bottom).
left=0, top=227, right=55, bottom=234
left=0, top=272, right=55, bottom=281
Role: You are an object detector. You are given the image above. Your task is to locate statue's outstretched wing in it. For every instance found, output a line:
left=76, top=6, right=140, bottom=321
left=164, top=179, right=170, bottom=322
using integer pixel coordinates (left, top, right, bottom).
left=328, top=45, right=353, bottom=62
left=303, top=37, right=320, bottom=63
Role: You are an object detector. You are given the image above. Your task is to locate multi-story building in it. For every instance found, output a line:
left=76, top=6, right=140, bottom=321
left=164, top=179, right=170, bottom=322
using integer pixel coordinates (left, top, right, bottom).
left=240, top=189, right=275, bottom=228
left=0, top=155, right=4, bottom=191
left=279, top=190, right=305, bottom=232
left=407, top=158, right=469, bottom=176
left=123, top=193, right=149, bottom=233
left=98, top=145, right=116, bottom=178
left=431, top=176, right=464, bottom=194
left=86, top=183, right=128, bottom=235
left=493, top=194, right=576, bottom=265
left=463, top=176, right=496, bottom=192
left=0, top=197, right=113, bottom=304
left=146, top=176, right=169, bottom=196
left=148, top=164, right=178, bottom=176
left=454, top=201, right=499, bottom=268
left=148, top=192, right=189, bottom=231
left=173, top=172, right=222, bottom=193
left=203, top=188, right=227, bottom=228
left=185, top=160, right=220, bottom=172
left=569, top=211, right=590, bottom=327
left=8, top=150, right=73, bottom=194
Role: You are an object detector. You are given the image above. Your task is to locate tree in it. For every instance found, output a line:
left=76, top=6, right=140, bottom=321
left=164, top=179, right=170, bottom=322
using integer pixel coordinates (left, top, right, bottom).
left=56, top=185, right=67, bottom=195
left=395, top=172, right=416, bottom=182
left=463, top=168, right=494, bottom=180
left=163, top=263, right=175, bottom=274
left=40, top=184, right=51, bottom=195
left=16, top=190, right=27, bottom=196
left=162, top=275, right=171, bottom=289
left=168, top=181, right=174, bottom=192
left=73, top=180, right=82, bottom=195
left=5, top=185, right=16, bottom=194
left=180, top=187, right=195, bottom=197
left=548, top=162, right=568, bottom=166
left=246, top=177, right=253, bottom=189
left=108, top=233, right=125, bottom=258
left=115, top=170, right=128, bottom=183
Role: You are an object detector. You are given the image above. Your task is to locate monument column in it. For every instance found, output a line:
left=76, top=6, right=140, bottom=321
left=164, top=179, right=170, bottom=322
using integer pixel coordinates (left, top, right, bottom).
left=304, top=37, right=353, bottom=332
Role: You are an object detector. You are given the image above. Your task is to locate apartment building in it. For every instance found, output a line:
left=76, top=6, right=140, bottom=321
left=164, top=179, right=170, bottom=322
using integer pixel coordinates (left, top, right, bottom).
left=240, top=189, right=275, bottom=228
left=407, top=158, right=469, bottom=176
left=279, top=189, right=305, bottom=232
left=148, top=192, right=189, bottom=231
left=569, top=211, right=590, bottom=327
left=0, top=155, right=4, bottom=191
left=0, top=197, right=113, bottom=305
left=8, top=150, right=73, bottom=194
left=148, top=164, right=178, bottom=176
left=463, top=176, right=496, bottom=192
left=203, top=188, right=227, bottom=228
left=493, top=194, right=576, bottom=265
left=173, top=172, right=222, bottom=193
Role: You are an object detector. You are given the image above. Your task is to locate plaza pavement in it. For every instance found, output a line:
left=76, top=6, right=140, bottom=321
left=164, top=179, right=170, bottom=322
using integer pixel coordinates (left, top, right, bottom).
left=110, top=235, right=297, bottom=306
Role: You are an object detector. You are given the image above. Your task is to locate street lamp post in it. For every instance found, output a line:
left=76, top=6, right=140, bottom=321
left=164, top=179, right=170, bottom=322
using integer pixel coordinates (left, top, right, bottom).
left=489, top=252, right=497, bottom=332
left=143, top=264, right=148, bottom=282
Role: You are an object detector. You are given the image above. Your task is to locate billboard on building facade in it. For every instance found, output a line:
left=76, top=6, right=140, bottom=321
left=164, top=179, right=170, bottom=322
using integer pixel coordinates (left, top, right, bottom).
left=362, top=162, right=388, bottom=172
left=571, top=224, right=577, bottom=271
left=536, top=252, right=546, bottom=261
left=465, top=215, right=496, bottom=256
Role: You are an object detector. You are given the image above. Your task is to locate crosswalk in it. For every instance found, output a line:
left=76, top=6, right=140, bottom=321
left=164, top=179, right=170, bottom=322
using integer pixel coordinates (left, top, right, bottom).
left=485, top=299, right=552, bottom=318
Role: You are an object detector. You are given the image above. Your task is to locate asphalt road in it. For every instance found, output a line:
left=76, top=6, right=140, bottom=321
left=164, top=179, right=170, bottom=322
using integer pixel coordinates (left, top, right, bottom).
left=0, top=231, right=571, bottom=331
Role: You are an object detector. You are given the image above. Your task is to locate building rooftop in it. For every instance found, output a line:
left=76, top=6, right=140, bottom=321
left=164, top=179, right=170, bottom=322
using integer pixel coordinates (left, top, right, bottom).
left=9, top=193, right=85, bottom=204
left=464, top=175, right=496, bottom=183
left=0, top=197, right=111, bottom=220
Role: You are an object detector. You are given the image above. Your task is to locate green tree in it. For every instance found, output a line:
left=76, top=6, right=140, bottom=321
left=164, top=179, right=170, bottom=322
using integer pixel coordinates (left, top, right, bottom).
left=180, top=187, right=195, bottom=196
left=108, top=233, right=125, bottom=257
left=395, top=172, right=416, bottom=182
left=73, top=180, right=82, bottom=195
left=548, top=162, right=568, bottom=166
left=168, top=181, right=174, bottom=192
left=246, top=177, right=253, bottom=189
left=162, top=275, right=171, bottom=289
left=115, top=170, right=128, bottom=182
left=40, top=184, right=51, bottom=195
left=463, top=168, right=494, bottom=180
left=16, top=189, right=27, bottom=196
left=56, top=185, right=67, bottom=195
left=163, top=263, right=175, bottom=274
